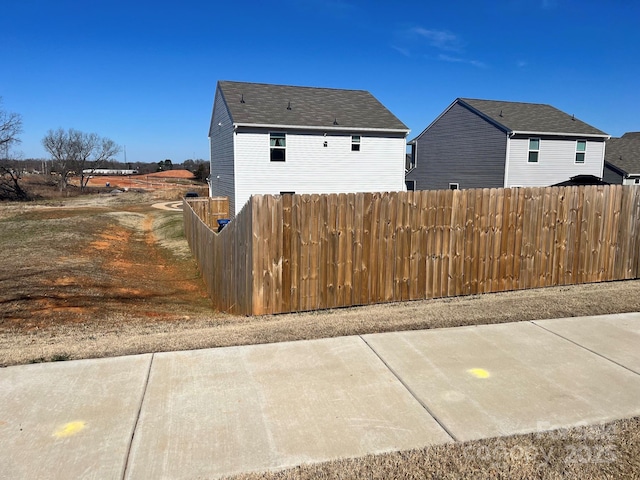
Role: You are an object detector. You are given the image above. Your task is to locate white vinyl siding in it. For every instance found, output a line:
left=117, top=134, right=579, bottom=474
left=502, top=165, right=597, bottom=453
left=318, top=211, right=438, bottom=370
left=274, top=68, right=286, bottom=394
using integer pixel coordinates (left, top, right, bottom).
left=505, top=137, right=605, bottom=187
left=233, top=130, right=406, bottom=215
left=209, top=88, right=235, bottom=214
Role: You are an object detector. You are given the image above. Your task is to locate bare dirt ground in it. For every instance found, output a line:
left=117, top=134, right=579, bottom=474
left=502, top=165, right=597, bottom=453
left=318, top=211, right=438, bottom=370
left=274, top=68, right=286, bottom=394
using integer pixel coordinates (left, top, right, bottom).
left=2, top=186, right=640, bottom=479
left=83, top=169, right=208, bottom=195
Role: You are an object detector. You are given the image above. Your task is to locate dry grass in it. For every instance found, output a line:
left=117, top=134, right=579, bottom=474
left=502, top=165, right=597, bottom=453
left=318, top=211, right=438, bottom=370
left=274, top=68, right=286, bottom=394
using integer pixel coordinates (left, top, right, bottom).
left=228, top=417, right=640, bottom=479
left=2, top=192, right=640, bottom=479
left=2, top=279, right=640, bottom=367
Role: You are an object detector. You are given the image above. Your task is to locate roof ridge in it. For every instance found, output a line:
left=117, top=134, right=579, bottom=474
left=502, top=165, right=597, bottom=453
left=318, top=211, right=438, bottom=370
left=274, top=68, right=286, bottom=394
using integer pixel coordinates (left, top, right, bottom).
left=218, top=80, right=370, bottom=94
left=459, top=97, right=554, bottom=108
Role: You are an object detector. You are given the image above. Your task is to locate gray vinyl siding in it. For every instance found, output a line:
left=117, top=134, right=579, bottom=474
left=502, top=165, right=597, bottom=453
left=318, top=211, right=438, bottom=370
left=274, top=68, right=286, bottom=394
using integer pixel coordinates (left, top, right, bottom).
left=603, top=163, right=624, bottom=184
left=210, top=88, right=236, bottom=216
left=406, top=102, right=506, bottom=190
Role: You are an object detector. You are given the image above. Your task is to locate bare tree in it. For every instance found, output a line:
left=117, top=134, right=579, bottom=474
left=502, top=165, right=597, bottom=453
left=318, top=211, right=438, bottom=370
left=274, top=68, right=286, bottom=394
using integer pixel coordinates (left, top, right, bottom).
left=42, top=128, right=121, bottom=190
left=0, top=99, right=29, bottom=200
left=0, top=159, right=29, bottom=200
left=0, top=98, right=22, bottom=152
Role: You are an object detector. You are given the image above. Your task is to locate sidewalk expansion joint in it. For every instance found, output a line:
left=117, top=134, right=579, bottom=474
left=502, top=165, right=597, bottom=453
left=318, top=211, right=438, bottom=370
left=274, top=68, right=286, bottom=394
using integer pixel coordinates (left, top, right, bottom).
left=530, top=321, right=640, bottom=377
left=359, top=335, right=459, bottom=442
left=121, top=352, right=155, bottom=480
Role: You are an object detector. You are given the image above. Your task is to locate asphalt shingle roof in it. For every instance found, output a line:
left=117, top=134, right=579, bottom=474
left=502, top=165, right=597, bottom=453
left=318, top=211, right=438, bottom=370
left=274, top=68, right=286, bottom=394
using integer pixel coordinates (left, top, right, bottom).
left=605, top=132, right=640, bottom=175
left=217, top=81, right=409, bottom=132
left=459, top=98, right=608, bottom=136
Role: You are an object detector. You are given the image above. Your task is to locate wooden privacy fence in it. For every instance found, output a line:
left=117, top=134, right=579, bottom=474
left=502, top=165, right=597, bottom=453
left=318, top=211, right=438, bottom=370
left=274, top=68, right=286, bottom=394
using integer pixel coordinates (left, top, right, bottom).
left=186, top=197, right=230, bottom=230
left=184, top=196, right=252, bottom=314
left=184, top=185, right=640, bottom=316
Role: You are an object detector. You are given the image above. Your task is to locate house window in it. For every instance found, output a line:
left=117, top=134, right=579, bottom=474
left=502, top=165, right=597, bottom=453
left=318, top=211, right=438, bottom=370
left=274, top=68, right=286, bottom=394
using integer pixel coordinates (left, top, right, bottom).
left=449, top=183, right=459, bottom=190
left=575, top=140, right=586, bottom=163
left=405, top=180, right=416, bottom=191
left=270, top=133, right=286, bottom=162
left=528, top=138, right=540, bottom=163
left=351, top=135, right=361, bottom=151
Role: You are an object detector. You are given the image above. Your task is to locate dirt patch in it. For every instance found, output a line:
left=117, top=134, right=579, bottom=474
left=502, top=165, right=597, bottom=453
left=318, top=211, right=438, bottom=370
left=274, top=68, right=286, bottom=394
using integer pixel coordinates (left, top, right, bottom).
left=83, top=169, right=202, bottom=193
left=146, top=169, right=195, bottom=179
left=0, top=193, right=213, bottom=334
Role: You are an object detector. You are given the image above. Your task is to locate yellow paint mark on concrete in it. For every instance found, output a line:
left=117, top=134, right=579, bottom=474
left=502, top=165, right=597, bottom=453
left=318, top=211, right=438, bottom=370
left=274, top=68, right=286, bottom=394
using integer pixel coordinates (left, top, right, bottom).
left=468, top=368, right=490, bottom=379
left=54, top=421, right=86, bottom=438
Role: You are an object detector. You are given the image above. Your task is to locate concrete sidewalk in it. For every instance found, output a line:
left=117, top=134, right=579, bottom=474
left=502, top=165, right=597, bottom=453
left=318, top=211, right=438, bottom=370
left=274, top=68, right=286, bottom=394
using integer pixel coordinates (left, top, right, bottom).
left=1, top=312, right=640, bottom=479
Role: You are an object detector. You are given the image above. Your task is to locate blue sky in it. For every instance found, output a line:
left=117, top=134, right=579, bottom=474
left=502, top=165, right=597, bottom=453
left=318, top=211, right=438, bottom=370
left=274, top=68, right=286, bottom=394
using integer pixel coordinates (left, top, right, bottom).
left=2, top=0, right=638, bottom=163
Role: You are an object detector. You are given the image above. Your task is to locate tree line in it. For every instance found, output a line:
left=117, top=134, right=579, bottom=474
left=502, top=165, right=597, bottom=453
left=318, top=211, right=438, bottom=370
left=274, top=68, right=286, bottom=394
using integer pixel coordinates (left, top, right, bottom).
left=1, top=99, right=209, bottom=200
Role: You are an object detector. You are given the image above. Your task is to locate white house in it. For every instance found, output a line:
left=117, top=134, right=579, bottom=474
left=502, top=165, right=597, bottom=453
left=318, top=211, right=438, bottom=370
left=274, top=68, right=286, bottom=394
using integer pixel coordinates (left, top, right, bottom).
left=405, top=98, right=610, bottom=191
left=209, top=81, right=410, bottom=216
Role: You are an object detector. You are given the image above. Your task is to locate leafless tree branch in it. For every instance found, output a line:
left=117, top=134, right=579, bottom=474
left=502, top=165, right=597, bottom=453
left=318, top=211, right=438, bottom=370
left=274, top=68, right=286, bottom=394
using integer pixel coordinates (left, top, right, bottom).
left=42, top=128, right=122, bottom=190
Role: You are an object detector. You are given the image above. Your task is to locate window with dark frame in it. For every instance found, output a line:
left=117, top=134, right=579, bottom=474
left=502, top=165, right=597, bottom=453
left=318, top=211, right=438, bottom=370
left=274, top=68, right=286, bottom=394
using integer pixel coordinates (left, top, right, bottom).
left=528, top=138, right=540, bottom=163
left=270, top=133, right=286, bottom=162
left=351, top=135, right=361, bottom=151
left=405, top=180, right=415, bottom=191
left=410, top=144, right=416, bottom=169
left=575, top=140, right=586, bottom=163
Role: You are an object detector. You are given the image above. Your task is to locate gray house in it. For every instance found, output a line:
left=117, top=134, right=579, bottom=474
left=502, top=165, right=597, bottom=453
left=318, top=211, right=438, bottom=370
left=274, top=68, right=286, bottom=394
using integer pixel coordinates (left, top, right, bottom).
left=209, top=81, right=409, bottom=216
left=405, top=98, right=609, bottom=191
left=603, top=132, right=640, bottom=185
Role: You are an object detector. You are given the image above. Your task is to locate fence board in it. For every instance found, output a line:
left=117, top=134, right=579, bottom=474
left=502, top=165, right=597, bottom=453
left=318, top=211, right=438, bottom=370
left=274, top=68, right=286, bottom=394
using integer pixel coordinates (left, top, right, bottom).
left=345, top=193, right=355, bottom=305
left=337, top=193, right=348, bottom=307
left=409, top=192, right=421, bottom=300
left=633, top=188, right=640, bottom=278
left=450, top=190, right=465, bottom=296
left=498, top=189, right=511, bottom=291
left=384, top=193, right=397, bottom=302
left=462, top=190, right=475, bottom=295
left=368, top=193, right=381, bottom=304
left=440, top=190, right=453, bottom=297
left=478, top=188, right=489, bottom=293
left=360, top=193, right=373, bottom=305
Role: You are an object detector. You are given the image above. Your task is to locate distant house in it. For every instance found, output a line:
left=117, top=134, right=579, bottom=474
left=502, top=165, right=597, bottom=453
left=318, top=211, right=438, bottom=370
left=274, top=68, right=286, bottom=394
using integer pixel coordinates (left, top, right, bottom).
left=603, top=132, right=640, bottom=185
left=405, top=98, right=610, bottom=191
left=209, top=81, right=409, bottom=216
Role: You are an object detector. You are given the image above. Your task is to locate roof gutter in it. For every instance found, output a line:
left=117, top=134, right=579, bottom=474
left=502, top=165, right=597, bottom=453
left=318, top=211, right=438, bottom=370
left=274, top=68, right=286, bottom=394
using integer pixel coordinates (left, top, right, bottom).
left=233, top=123, right=410, bottom=134
left=509, top=130, right=610, bottom=139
